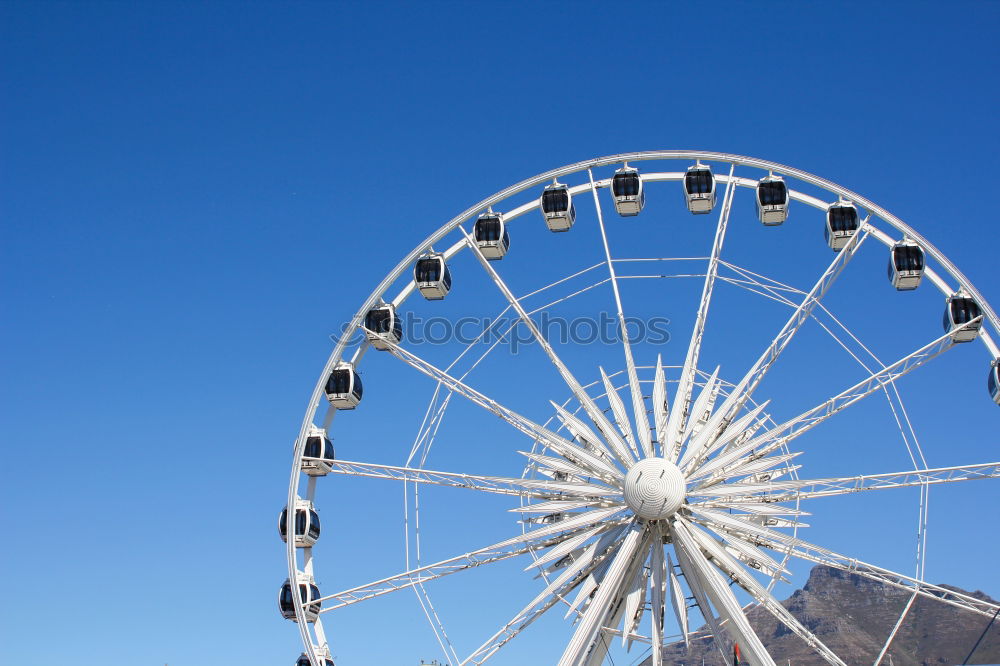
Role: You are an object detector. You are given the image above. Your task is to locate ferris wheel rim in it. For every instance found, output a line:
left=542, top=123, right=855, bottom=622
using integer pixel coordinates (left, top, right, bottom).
left=285, top=151, right=999, bottom=665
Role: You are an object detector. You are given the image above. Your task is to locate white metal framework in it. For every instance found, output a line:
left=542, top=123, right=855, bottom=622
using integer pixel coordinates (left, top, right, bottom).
left=283, top=151, right=999, bottom=666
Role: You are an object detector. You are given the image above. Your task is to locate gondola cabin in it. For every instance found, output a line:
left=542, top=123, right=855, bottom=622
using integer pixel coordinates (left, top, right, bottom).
left=888, top=240, right=925, bottom=290
left=943, top=291, right=983, bottom=342
left=279, top=578, right=321, bottom=623
left=755, top=174, right=789, bottom=225
left=279, top=501, right=321, bottom=548
left=474, top=210, right=509, bottom=260
left=684, top=163, right=716, bottom=214
left=989, top=360, right=1000, bottom=406
left=825, top=201, right=860, bottom=251
left=414, top=253, right=451, bottom=300
left=296, top=653, right=336, bottom=666
left=611, top=165, right=644, bottom=216
left=364, top=303, right=403, bottom=350
left=301, top=426, right=335, bottom=476
left=540, top=181, right=575, bottom=231
left=325, top=362, right=363, bottom=409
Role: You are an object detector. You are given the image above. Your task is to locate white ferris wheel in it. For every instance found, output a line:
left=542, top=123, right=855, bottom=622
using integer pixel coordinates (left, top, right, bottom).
left=280, top=151, right=1000, bottom=666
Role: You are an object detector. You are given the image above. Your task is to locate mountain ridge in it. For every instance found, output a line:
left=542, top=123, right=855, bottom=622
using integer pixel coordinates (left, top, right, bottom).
left=641, top=565, right=1000, bottom=665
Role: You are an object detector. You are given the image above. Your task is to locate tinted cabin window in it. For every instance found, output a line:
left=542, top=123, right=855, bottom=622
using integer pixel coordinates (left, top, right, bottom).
left=894, top=246, right=924, bottom=272
left=310, top=585, right=321, bottom=608
left=685, top=170, right=713, bottom=194
left=295, top=509, right=307, bottom=535
left=327, top=370, right=351, bottom=395
left=305, top=436, right=322, bottom=458
left=613, top=173, right=640, bottom=197
left=442, top=267, right=452, bottom=289
left=758, top=181, right=786, bottom=206
left=309, top=511, right=321, bottom=538
left=416, top=259, right=441, bottom=283
left=828, top=206, right=858, bottom=232
left=322, top=438, right=335, bottom=461
left=280, top=585, right=295, bottom=610
left=279, top=509, right=288, bottom=537
left=989, top=366, right=999, bottom=394
left=476, top=217, right=502, bottom=242
left=365, top=308, right=392, bottom=333
left=951, top=298, right=982, bottom=324
left=542, top=189, right=569, bottom=213
left=352, top=372, right=363, bottom=399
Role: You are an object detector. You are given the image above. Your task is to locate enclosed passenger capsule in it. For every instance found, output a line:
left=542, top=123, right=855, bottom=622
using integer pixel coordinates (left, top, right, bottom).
left=325, top=362, right=363, bottom=409
left=279, top=578, right=321, bottom=623
left=474, top=210, right=509, bottom=260
left=888, top=240, right=925, bottom=290
left=301, top=426, right=335, bottom=476
left=364, top=303, right=403, bottom=350
left=755, top=174, right=789, bottom=225
left=279, top=501, right=321, bottom=548
left=943, top=291, right=983, bottom=342
left=989, top=360, right=1000, bottom=406
left=540, top=181, right=576, bottom=231
left=611, top=165, right=644, bottom=216
left=825, top=201, right=860, bottom=251
left=684, top=163, right=716, bottom=214
left=414, top=252, right=451, bottom=300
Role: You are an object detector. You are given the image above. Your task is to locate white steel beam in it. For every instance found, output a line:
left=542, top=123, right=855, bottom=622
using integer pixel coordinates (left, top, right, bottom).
left=314, top=507, right=627, bottom=612
left=672, top=519, right=776, bottom=666
left=666, top=165, right=736, bottom=462
left=692, top=461, right=1000, bottom=504
left=589, top=168, right=651, bottom=460
left=309, top=458, right=622, bottom=500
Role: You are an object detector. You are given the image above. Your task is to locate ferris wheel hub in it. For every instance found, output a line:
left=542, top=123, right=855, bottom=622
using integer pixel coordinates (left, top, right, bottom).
left=623, top=457, right=686, bottom=520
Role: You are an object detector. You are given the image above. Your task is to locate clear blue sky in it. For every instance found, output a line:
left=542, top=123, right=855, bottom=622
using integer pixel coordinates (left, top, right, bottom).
left=2, top=2, right=999, bottom=665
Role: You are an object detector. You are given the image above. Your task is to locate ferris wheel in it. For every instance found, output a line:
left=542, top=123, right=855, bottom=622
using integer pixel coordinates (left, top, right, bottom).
left=280, top=151, right=1000, bottom=666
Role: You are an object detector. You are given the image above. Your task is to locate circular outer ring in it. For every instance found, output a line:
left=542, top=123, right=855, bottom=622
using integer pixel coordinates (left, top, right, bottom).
left=284, top=150, right=999, bottom=661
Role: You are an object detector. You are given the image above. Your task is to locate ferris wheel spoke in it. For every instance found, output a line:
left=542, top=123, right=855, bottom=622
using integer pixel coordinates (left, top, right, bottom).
left=652, top=356, right=670, bottom=458
left=665, top=165, right=737, bottom=462
left=588, top=168, right=650, bottom=460
left=687, top=322, right=978, bottom=484
left=377, top=334, right=624, bottom=483
left=549, top=400, right=634, bottom=473
left=314, top=510, right=624, bottom=613
left=456, top=224, right=636, bottom=469
left=557, top=522, right=649, bottom=666
left=670, top=520, right=738, bottom=665
left=648, top=523, right=666, bottom=664
left=307, top=458, right=622, bottom=500
left=600, top=367, right=640, bottom=458
left=462, top=527, right=627, bottom=665
left=691, top=461, right=1000, bottom=504
left=682, top=520, right=846, bottom=666
left=682, top=400, right=771, bottom=478
left=679, top=227, right=871, bottom=474
left=671, top=518, right=776, bottom=666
